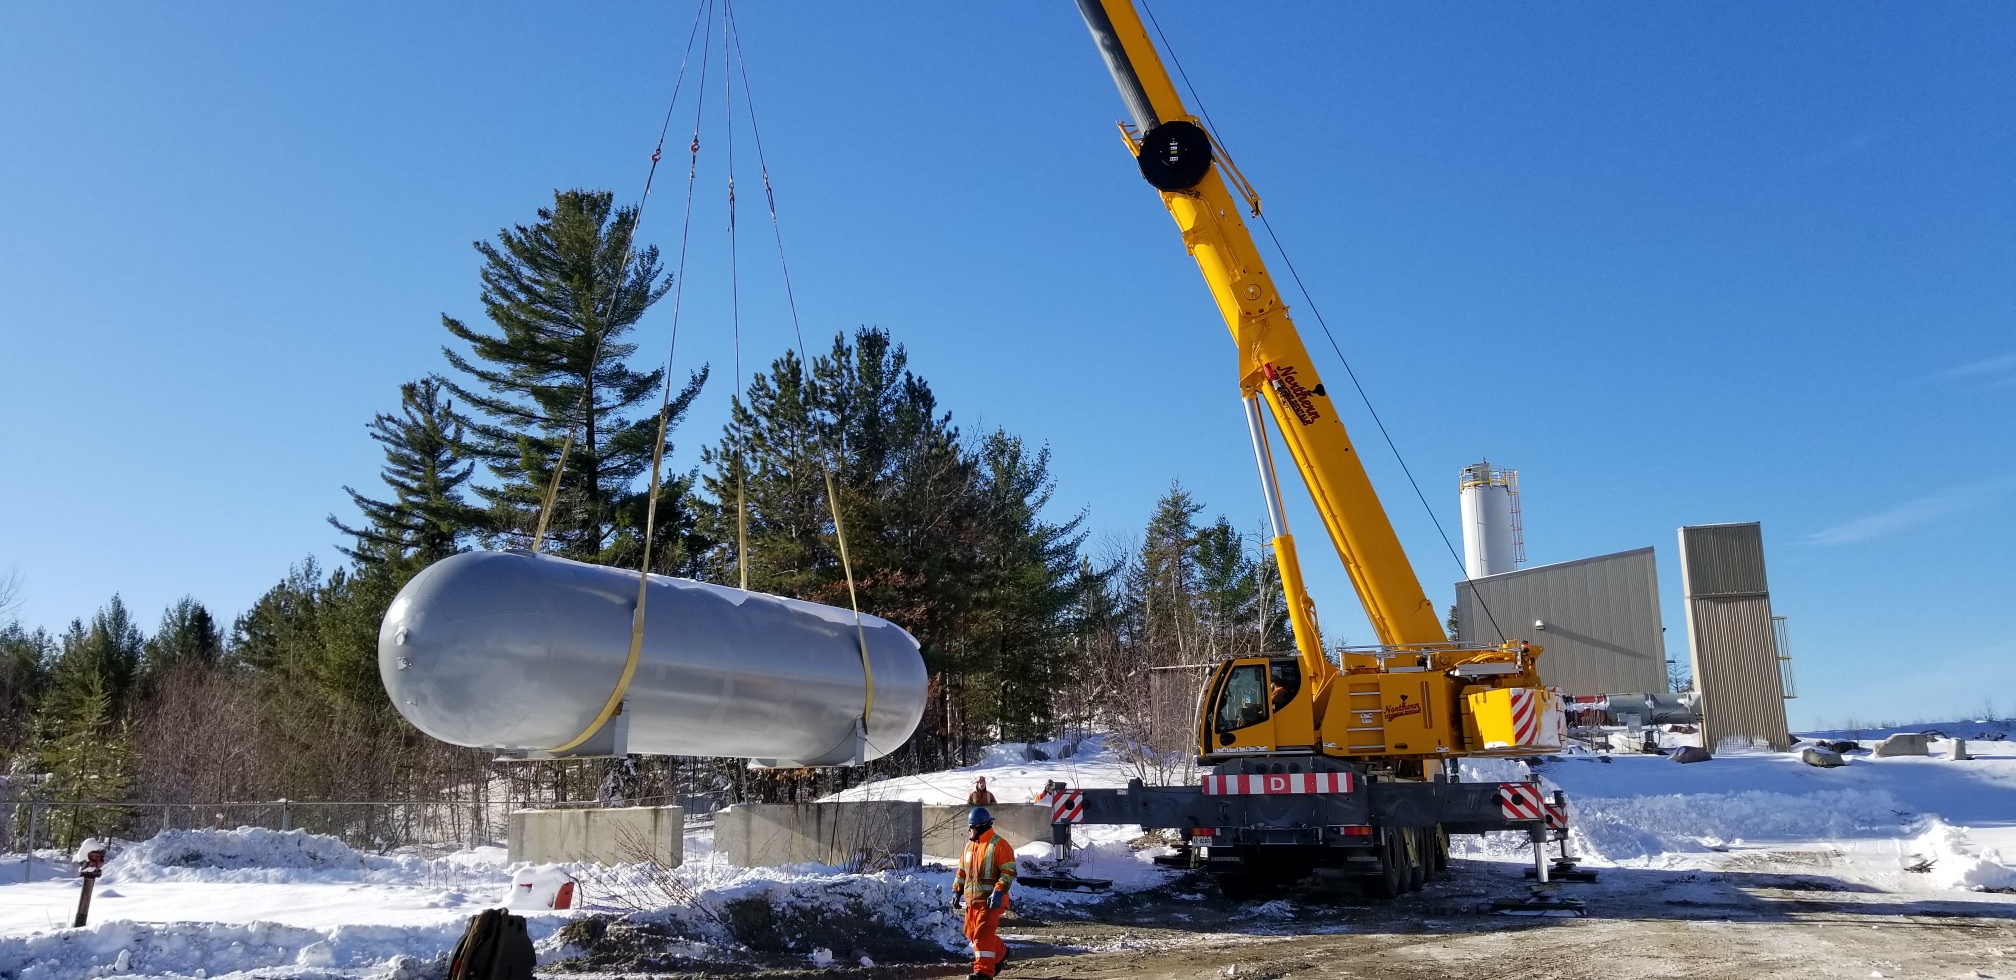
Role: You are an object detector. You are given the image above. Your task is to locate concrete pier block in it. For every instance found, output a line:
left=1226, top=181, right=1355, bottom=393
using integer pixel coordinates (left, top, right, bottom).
left=923, top=804, right=1054, bottom=860
left=1873, top=733, right=1930, bottom=757
left=508, top=805, right=684, bottom=866
left=1800, top=747, right=1847, bottom=768
left=716, top=801, right=922, bottom=870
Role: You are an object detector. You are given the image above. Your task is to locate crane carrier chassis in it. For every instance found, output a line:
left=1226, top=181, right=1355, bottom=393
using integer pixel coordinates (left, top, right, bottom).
left=1044, top=758, right=1569, bottom=898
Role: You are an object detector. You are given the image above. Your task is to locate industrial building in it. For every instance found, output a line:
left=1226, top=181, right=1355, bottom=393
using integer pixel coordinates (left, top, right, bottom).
left=1453, top=548, right=1671, bottom=696
left=1450, top=461, right=1670, bottom=697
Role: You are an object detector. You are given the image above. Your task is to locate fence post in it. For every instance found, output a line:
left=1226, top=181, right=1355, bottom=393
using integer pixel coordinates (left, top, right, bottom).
left=279, top=799, right=291, bottom=832
left=24, top=805, right=38, bottom=884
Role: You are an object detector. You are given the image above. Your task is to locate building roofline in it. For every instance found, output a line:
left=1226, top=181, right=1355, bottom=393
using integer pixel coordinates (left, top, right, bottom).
left=1453, top=546, right=1655, bottom=587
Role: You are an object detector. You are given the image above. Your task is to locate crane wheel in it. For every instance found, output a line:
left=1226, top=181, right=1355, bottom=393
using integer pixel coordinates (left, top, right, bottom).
left=1368, top=829, right=1408, bottom=899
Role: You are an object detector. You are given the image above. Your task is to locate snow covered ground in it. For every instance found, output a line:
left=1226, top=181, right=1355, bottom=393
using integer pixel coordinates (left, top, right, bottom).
left=5, top=724, right=2016, bottom=977
left=1459, top=720, right=2016, bottom=900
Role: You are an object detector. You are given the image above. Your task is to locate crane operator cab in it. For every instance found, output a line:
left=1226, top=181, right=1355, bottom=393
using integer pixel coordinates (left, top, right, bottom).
left=1201, top=657, right=1316, bottom=757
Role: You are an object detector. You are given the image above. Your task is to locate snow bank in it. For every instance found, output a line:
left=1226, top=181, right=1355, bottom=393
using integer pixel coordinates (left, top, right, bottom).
left=1902, top=819, right=2016, bottom=892
left=0, top=915, right=566, bottom=980
left=1570, top=788, right=1908, bottom=861
left=104, top=828, right=507, bottom=885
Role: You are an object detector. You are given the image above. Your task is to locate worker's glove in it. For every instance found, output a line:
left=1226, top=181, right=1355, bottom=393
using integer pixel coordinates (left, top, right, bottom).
left=952, top=893, right=965, bottom=910
left=986, top=890, right=1005, bottom=911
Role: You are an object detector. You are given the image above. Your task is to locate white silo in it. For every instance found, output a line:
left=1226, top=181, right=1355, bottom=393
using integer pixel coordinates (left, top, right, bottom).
left=1459, top=462, right=1525, bottom=579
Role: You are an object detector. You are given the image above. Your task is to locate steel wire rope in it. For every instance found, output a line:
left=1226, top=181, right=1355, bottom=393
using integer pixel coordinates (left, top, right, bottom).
left=724, top=0, right=880, bottom=759
left=722, top=0, right=750, bottom=593
left=531, top=0, right=711, bottom=554
left=547, top=1, right=719, bottom=754
left=1139, top=1, right=1508, bottom=645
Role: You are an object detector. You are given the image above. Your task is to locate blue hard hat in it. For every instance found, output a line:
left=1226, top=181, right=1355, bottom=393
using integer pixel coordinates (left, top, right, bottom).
left=968, top=807, right=994, bottom=827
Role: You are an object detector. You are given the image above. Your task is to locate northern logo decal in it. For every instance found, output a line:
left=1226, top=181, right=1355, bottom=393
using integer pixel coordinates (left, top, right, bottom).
left=1263, top=363, right=1321, bottom=426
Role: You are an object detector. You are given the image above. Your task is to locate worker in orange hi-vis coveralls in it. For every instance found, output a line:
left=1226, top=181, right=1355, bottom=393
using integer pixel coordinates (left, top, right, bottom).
left=952, top=807, right=1017, bottom=979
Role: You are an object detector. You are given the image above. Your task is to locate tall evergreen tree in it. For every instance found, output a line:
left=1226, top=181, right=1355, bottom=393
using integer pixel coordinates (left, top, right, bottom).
left=230, top=560, right=323, bottom=675
left=142, top=597, right=224, bottom=679
left=701, top=328, right=977, bottom=641
left=0, top=623, right=51, bottom=763
left=962, top=431, right=1098, bottom=741
left=439, top=189, right=706, bottom=564
left=329, top=377, right=486, bottom=565
left=1133, top=483, right=1205, bottom=666
left=45, top=595, right=144, bottom=708
left=33, top=668, right=135, bottom=845
left=26, top=597, right=144, bottom=842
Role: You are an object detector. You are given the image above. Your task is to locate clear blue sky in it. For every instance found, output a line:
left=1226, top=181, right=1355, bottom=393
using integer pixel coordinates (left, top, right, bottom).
left=3, top=2, right=2010, bottom=730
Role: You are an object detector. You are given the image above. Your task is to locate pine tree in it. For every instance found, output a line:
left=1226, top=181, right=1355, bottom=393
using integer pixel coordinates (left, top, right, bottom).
left=962, top=431, right=1096, bottom=742
left=329, top=377, right=486, bottom=566
left=1134, top=484, right=1205, bottom=666
left=142, top=597, right=224, bottom=679
left=0, top=623, right=51, bottom=764
left=701, top=328, right=976, bottom=641
left=34, top=669, right=136, bottom=846
left=439, top=189, right=706, bottom=564
left=230, top=559, right=322, bottom=675
left=46, top=596, right=144, bottom=707
left=28, top=597, right=144, bottom=842
left=702, top=329, right=1101, bottom=757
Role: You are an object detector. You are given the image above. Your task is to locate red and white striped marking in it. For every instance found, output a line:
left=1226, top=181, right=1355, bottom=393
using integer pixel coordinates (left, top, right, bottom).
left=1201, top=771, right=1354, bottom=796
left=1543, top=798, right=1569, bottom=831
left=1508, top=689, right=1541, bottom=745
left=1048, top=790, right=1084, bottom=824
left=1497, top=783, right=1546, bottom=821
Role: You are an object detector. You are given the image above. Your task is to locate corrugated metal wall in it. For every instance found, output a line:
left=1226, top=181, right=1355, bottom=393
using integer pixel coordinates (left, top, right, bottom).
left=1453, top=548, right=1669, bottom=695
left=1680, top=523, right=1791, bottom=751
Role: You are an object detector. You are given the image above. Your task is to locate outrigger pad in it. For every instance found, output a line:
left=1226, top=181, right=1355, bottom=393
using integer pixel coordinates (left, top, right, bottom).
left=1523, top=862, right=1599, bottom=883
left=1490, top=896, right=1587, bottom=917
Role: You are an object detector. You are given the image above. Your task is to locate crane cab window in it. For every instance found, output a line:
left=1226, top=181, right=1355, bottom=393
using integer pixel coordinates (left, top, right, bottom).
left=1214, top=663, right=1271, bottom=733
left=1269, top=659, right=1301, bottom=711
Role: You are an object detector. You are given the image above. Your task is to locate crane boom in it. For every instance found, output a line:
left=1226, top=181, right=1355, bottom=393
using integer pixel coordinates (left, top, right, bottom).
left=1074, top=0, right=1447, bottom=659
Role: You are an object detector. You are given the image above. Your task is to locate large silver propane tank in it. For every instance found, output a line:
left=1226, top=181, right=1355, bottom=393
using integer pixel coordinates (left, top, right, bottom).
left=378, top=550, right=927, bottom=766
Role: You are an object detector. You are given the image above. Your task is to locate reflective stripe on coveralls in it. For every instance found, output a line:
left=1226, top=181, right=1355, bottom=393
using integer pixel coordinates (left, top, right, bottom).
left=955, top=828, right=1017, bottom=977
left=954, top=829, right=1017, bottom=896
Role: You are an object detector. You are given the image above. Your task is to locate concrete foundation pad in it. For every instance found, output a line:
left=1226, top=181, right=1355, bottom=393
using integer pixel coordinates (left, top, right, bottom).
left=508, top=805, right=684, bottom=866
left=924, top=804, right=1054, bottom=860
left=1801, top=747, right=1847, bottom=768
left=717, top=801, right=921, bottom=870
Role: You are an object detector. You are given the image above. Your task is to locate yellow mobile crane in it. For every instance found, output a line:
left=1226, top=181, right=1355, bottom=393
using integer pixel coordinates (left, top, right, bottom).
left=1047, top=0, right=1572, bottom=897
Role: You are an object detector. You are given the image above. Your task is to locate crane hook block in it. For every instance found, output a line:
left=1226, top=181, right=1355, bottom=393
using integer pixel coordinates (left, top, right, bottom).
left=1136, top=120, right=1213, bottom=191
